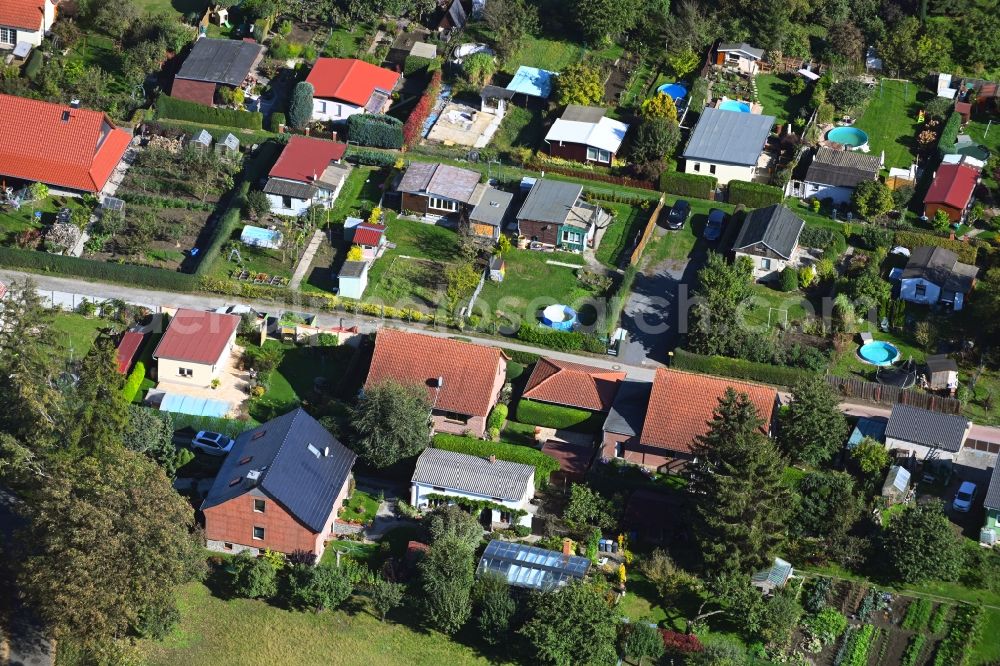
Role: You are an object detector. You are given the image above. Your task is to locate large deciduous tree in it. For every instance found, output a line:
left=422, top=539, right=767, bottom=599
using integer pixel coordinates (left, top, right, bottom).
left=427, top=504, right=483, bottom=550
left=350, top=380, right=431, bottom=467
left=520, top=580, right=619, bottom=666
left=688, top=253, right=755, bottom=357
left=688, top=389, right=790, bottom=575
left=483, top=0, right=539, bottom=62
left=287, top=563, right=353, bottom=612
left=472, top=571, right=516, bottom=645
left=571, top=0, right=639, bottom=45
left=883, top=501, right=963, bottom=583
left=853, top=180, right=894, bottom=220
left=778, top=376, right=848, bottom=466
left=793, top=470, right=862, bottom=546
left=553, top=63, right=605, bottom=107
left=419, top=536, right=474, bottom=635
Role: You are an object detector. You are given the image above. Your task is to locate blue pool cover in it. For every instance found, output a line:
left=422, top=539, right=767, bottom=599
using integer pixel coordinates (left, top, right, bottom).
left=159, top=393, right=232, bottom=418
left=506, top=66, right=556, bottom=98
left=240, top=225, right=283, bottom=250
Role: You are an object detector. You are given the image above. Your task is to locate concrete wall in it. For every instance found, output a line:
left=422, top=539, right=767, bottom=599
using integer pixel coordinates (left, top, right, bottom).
left=312, top=98, right=364, bottom=122
left=684, top=159, right=753, bottom=186
left=410, top=480, right=534, bottom=528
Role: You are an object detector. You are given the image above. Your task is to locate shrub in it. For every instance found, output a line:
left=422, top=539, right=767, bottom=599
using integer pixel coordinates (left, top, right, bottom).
left=826, top=79, right=871, bottom=111
left=156, top=95, right=263, bottom=130
left=403, top=70, right=441, bottom=148
left=0, top=246, right=198, bottom=291
left=269, top=112, right=286, bottom=131
left=515, top=399, right=603, bottom=432
left=672, top=348, right=812, bottom=386
left=728, top=180, right=784, bottom=208
left=938, top=111, right=962, bottom=154
left=404, top=55, right=436, bottom=77
left=229, top=551, right=280, bottom=599
left=856, top=224, right=893, bottom=250
left=24, top=50, right=43, bottom=79
left=345, top=146, right=398, bottom=167
left=800, top=226, right=848, bottom=256
left=288, top=81, right=314, bottom=129
left=660, top=171, right=717, bottom=198
left=347, top=113, right=404, bottom=149
left=502, top=349, right=542, bottom=365
left=516, top=323, right=583, bottom=351
left=122, top=361, right=147, bottom=403
left=901, top=598, right=933, bottom=631
left=779, top=266, right=799, bottom=292
left=804, top=607, right=848, bottom=645
left=487, top=404, right=508, bottom=431
left=660, top=630, right=704, bottom=655
left=893, top=230, right=978, bottom=263
left=286, top=563, right=352, bottom=612
left=432, top=434, right=559, bottom=488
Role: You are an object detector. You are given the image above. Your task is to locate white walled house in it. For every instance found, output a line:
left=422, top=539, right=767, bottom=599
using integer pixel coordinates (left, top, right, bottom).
left=0, top=0, right=57, bottom=49
left=411, top=448, right=535, bottom=528
left=152, top=309, right=240, bottom=388
left=785, top=147, right=881, bottom=205
left=899, top=246, right=978, bottom=311
left=682, top=107, right=775, bottom=186
left=885, top=404, right=970, bottom=463
left=732, top=204, right=805, bottom=281
left=715, top=42, right=765, bottom=75
left=263, top=136, right=351, bottom=216
left=305, top=58, right=400, bottom=122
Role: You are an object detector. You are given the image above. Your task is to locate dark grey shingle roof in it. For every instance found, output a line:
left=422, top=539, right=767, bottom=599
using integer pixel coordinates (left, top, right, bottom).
left=481, top=85, right=517, bottom=101
left=901, top=247, right=979, bottom=294
left=263, top=178, right=316, bottom=199
left=414, top=448, right=533, bottom=501
left=984, top=466, right=1000, bottom=510
left=516, top=179, right=584, bottom=225
left=602, top=379, right=651, bottom=437
left=718, top=42, right=765, bottom=59
left=804, top=147, right=880, bottom=188
left=339, top=260, right=367, bottom=278
left=885, top=403, right=970, bottom=453
left=683, top=108, right=775, bottom=166
left=470, top=188, right=513, bottom=227
left=561, top=105, right=606, bottom=123
left=398, top=162, right=481, bottom=203
left=733, top=204, right=805, bottom=259
left=201, top=408, right=357, bottom=533
left=176, top=38, right=265, bottom=86
left=925, top=354, right=958, bottom=373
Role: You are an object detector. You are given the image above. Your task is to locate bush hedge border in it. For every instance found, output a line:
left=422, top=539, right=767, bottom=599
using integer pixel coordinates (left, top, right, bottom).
left=155, top=95, right=263, bottom=131
left=515, top=398, right=604, bottom=433
left=671, top=348, right=812, bottom=387
left=432, top=434, right=560, bottom=488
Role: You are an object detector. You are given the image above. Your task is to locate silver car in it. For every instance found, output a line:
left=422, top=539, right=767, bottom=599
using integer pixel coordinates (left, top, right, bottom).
left=952, top=481, right=977, bottom=513
left=192, top=431, right=234, bottom=456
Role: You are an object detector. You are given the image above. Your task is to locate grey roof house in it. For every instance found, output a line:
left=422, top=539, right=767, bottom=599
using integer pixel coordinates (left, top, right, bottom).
left=516, top=178, right=610, bottom=252
left=786, top=147, right=880, bottom=204
left=983, top=466, right=1000, bottom=545
left=899, top=246, right=979, bottom=311
left=682, top=108, right=775, bottom=184
left=716, top=42, right=766, bottom=74
left=172, top=38, right=264, bottom=107
left=398, top=162, right=483, bottom=218
left=411, top=448, right=536, bottom=528
left=468, top=187, right=513, bottom=240
left=201, top=408, right=357, bottom=557
left=885, top=403, right=971, bottom=459
left=732, top=204, right=806, bottom=280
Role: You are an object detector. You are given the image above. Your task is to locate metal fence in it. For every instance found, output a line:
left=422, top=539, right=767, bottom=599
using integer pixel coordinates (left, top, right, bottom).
left=825, top=375, right=963, bottom=415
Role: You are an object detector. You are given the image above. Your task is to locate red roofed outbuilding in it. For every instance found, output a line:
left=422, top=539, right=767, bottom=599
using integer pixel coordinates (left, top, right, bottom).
left=365, top=329, right=506, bottom=437
left=923, top=163, right=981, bottom=223
left=305, top=58, right=400, bottom=122
left=153, top=309, right=240, bottom=388
left=0, top=94, right=131, bottom=193
left=0, top=0, right=57, bottom=48
left=263, top=135, right=351, bottom=216
left=522, top=357, right=625, bottom=413
left=116, top=331, right=147, bottom=375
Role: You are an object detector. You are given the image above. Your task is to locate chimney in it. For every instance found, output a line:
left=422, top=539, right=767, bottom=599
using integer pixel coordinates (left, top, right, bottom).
left=562, top=538, right=573, bottom=556
left=69, top=99, right=81, bottom=108
left=488, top=454, right=496, bottom=463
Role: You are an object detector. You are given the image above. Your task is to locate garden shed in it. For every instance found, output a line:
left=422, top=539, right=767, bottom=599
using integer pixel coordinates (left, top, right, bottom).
left=923, top=354, right=959, bottom=391
left=337, top=260, right=369, bottom=300
left=216, top=132, right=240, bottom=159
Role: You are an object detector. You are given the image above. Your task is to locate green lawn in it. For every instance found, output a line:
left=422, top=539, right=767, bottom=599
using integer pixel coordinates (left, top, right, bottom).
left=249, top=340, right=355, bottom=421
left=743, top=284, right=812, bottom=329
left=323, top=26, right=373, bottom=58
left=339, top=489, right=380, bottom=525
left=48, top=312, right=108, bottom=364
left=503, top=35, right=585, bottom=74
left=140, top=583, right=508, bottom=666
left=209, top=223, right=294, bottom=283
left=595, top=201, right=653, bottom=268
left=491, top=106, right=547, bottom=157
left=854, top=79, right=923, bottom=170
left=0, top=195, right=90, bottom=246
left=828, top=327, right=926, bottom=378
left=639, top=195, right=725, bottom=266
left=755, top=73, right=812, bottom=125
left=365, top=216, right=461, bottom=298
left=132, top=0, right=202, bottom=16
left=477, top=248, right=594, bottom=325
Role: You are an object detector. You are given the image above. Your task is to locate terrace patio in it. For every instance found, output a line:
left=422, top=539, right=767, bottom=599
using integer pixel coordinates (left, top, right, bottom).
left=426, top=102, right=502, bottom=148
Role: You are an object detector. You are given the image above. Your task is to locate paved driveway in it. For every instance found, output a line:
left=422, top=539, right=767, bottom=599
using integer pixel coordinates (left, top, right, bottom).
left=943, top=449, right=996, bottom=538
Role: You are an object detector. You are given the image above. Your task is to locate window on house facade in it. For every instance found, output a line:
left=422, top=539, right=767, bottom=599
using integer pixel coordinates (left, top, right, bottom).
left=561, top=229, right=582, bottom=245
left=586, top=146, right=611, bottom=163
left=761, top=258, right=771, bottom=270
left=615, top=442, right=624, bottom=458
left=915, top=283, right=927, bottom=297
left=692, top=162, right=701, bottom=172
left=282, top=195, right=292, bottom=209
left=428, top=196, right=459, bottom=212
left=709, top=164, right=717, bottom=174
left=178, top=367, right=193, bottom=377
left=0, top=28, right=14, bottom=45
left=432, top=486, right=447, bottom=492
left=254, top=499, right=266, bottom=513
left=252, top=526, right=265, bottom=540
left=499, top=510, right=513, bottom=523
left=223, top=542, right=233, bottom=550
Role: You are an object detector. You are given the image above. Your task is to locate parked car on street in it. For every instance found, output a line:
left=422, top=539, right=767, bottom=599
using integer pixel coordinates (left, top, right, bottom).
left=952, top=481, right=977, bottom=512
left=192, top=431, right=234, bottom=456
left=666, top=200, right=691, bottom=230
left=703, top=208, right=726, bottom=241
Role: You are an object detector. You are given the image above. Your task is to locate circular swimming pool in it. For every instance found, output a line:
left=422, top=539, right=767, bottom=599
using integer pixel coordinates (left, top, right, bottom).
left=858, top=341, right=900, bottom=366
left=656, top=83, right=688, bottom=100
left=827, top=126, right=870, bottom=150
left=541, top=304, right=577, bottom=332
left=719, top=100, right=751, bottom=113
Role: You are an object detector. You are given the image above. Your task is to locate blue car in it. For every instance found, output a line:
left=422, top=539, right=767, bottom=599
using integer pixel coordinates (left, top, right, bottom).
left=703, top=208, right=726, bottom=241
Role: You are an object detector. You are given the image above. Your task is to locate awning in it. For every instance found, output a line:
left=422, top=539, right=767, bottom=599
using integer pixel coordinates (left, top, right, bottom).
left=797, top=68, right=820, bottom=81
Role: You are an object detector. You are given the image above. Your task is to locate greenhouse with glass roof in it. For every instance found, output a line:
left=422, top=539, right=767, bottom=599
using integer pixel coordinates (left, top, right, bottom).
left=476, top=540, right=591, bottom=591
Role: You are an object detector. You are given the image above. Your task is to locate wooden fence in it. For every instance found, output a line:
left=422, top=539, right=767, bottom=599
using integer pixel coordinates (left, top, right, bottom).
left=630, top=196, right=665, bottom=266
left=825, top=375, right=963, bottom=415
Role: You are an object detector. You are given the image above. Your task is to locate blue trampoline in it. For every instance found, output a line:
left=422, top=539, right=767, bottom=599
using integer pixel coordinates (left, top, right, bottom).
left=656, top=83, right=687, bottom=100
left=159, top=393, right=232, bottom=418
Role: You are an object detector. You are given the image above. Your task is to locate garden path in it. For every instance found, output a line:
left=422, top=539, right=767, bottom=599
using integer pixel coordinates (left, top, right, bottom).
left=288, top=229, right=324, bottom=289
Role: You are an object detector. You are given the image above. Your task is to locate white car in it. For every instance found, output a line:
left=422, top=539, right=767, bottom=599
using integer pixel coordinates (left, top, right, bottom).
left=952, top=481, right=977, bottom=513
left=191, top=431, right=234, bottom=456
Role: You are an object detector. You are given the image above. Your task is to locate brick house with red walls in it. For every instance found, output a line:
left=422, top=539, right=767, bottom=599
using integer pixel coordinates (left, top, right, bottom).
left=201, top=408, right=356, bottom=558
left=365, top=329, right=506, bottom=437
left=601, top=369, right=779, bottom=471
left=171, top=38, right=264, bottom=107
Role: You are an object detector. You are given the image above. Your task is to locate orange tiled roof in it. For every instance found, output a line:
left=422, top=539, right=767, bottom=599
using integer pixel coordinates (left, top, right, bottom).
left=305, top=58, right=400, bottom=106
left=365, top=329, right=504, bottom=418
left=0, top=94, right=131, bottom=193
left=0, top=0, right=45, bottom=31
left=639, top=368, right=778, bottom=455
left=522, top=357, right=625, bottom=412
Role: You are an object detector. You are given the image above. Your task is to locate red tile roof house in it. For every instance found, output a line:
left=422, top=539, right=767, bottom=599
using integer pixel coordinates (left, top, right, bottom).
left=346, top=220, right=387, bottom=261
left=201, top=408, right=357, bottom=558
left=365, top=329, right=506, bottom=437
left=601, top=369, right=779, bottom=471
left=0, top=0, right=57, bottom=49
left=263, top=135, right=352, bottom=216
left=923, top=163, right=981, bottom=223
left=171, top=37, right=265, bottom=107
left=305, top=58, right=401, bottom=123
left=0, top=94, right=131, bottom=194
left=522, top=357, right=626, bottom=414
left=152, top=308, right=240, bottom=389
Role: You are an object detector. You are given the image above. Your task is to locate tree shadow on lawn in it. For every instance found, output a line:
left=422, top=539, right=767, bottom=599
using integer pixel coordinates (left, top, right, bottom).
left=413, top=227, right=461, bottom=261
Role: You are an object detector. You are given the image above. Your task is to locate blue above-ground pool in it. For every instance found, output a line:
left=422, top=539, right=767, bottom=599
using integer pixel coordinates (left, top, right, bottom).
left=656, top=83, right=688, bottom=100
left=858, top=341, right=900, bottom=366
left=827, top=126, right=870, bottom=149
left=719, top=99, right=751, bottom=113
left=541, top=304, right=577, bottom=332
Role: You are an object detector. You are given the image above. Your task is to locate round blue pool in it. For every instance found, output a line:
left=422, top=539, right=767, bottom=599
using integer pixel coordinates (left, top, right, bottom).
left=541, top=304, right=577, bottom=332
left=858, top=341, right=900, bottom=366
left=656, top=83, right=687, bottom=100
left=719, top=100, right=751, bottom=113
left=827, top=126, right=870, bottom=149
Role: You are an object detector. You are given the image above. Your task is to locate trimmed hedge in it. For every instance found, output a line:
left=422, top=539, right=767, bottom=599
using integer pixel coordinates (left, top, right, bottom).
left=169, top=412, right=259, bottom=439
left=502, top=348, right=541, bottom=365
left=515, top=399, right=604, bottom=433
left=0, top=246, right=198, bottom=291
left=122, top=361, right=147, bottom=403
left=516, top=323, right=605, bottom=353
left=432, top=434, right=560, bottom=488
left=660, top=171, right=717, bottom=198
left=728, top=180, right=784, bottom=208
left=671, top=348, right=812, bottom=387
left=487, top=403, right=508, bottom=431
left=345, top=146, right=399, bottom=167
left=893, top=230, right=978, bottom=264
left=269, top=112, right=286, bottom=131
left=156, top=95, right=263, bottom=130
left=404, top=55, right=436, bottom=77
left=347, top=113, right=404, bottom=149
